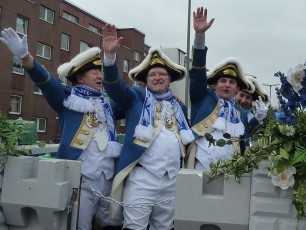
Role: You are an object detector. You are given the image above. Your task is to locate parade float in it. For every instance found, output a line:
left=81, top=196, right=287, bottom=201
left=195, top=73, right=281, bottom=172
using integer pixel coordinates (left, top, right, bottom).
left=0, top=114, right=80, bottom=230
left=0, top=63, right=305, bottom=229
left=174, top=63, right=306, bottom=230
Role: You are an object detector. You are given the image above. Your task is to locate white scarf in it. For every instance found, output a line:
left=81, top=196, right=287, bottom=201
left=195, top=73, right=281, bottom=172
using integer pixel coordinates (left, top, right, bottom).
left=134, top=88, right=194, bottom=145
left=213, top=93, right=245, bottom=137
left=63, top=85, right=118, bottom=142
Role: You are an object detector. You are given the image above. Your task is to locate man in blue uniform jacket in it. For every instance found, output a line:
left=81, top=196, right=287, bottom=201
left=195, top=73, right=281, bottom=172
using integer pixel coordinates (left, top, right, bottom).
left=102, top=24, right=195, bottom=230
left=236, top=74, right=269, bottom=134
left=0, top=28, right=123, bottom=229
left=186, top=7, right=258, bottom=171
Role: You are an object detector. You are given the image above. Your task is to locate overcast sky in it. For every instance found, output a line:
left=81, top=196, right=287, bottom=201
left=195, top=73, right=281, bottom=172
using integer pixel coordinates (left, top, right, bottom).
left=69, top=0, right=306, bottom=105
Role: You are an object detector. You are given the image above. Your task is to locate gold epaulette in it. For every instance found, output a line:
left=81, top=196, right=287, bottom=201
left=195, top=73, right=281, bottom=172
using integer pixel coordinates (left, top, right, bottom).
left=71, top=113, right=98, bottom=150
left=191, top=103, right=221, bottom=136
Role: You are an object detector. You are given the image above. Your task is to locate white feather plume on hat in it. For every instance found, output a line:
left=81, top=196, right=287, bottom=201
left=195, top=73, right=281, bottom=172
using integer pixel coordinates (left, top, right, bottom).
left=128, top=47, right=187, bottom=83
left=57, top=47, right=101, bottom=82
left=242, top=75, right=269, bottom=103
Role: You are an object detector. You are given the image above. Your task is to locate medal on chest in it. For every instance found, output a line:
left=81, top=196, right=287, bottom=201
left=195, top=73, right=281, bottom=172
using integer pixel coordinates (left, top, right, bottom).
left=165, top=115, right=174, bottom=130
left=86, top=112, right=99, bottom=128
left=158, top=101, right=174, bottom=131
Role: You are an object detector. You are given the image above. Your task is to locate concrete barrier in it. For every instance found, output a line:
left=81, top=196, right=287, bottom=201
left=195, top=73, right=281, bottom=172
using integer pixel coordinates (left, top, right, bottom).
left=174, top=169, right=251, bottom=230
left=1, top=156, right=81, bottom=230
left=250, top=161, right=306, bottom=230
left=0, top=166, right=9, bottom=230
left=174, top=165, right=306, bottom=230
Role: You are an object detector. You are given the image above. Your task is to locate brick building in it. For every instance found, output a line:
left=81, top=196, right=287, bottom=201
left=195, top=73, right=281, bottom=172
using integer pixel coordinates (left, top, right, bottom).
left=0, top=0, right=150, bottom=143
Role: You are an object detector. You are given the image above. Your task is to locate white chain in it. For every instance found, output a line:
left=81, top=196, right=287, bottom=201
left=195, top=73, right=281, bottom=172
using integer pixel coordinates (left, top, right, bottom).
left=83, top=181, right=175, bottom=209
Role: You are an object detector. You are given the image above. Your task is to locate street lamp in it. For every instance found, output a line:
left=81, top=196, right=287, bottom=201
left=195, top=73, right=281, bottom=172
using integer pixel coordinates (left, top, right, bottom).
left=262, top=83, right=279, bottom=104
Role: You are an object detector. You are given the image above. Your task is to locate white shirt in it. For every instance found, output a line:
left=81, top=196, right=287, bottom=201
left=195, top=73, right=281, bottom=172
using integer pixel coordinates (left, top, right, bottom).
left=138, top=126, right=181, bottom=179
left=79, top=123, right=122, bottom=180
left=195, top=129, right=235, bottom=171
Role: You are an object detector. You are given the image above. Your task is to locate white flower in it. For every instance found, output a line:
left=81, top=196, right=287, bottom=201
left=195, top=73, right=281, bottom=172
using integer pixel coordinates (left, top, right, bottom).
left=271, top=166, right=296, bottom=189
left=287, top=64, right=305, bottom=93
left=278, top=124, right=295, bottom=136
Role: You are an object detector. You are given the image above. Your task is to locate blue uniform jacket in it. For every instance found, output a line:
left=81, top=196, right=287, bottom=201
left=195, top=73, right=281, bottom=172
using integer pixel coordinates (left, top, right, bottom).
left=26, top=60, right=122, bottom=160
left=103, top=63, right=188, bottom=175
left=103, top=62, right=189, bottom=218
left=189, top=48, right=253, bottom=153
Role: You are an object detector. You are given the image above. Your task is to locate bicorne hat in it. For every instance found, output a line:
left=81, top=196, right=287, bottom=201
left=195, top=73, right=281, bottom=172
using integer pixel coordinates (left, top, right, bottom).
left=242, top=75, right=269, bottom=103
left=57, top=47, right=102, bottom=82
left=128, top=47, right=187, bottom=83
left=207, top=57, right=254, bottom=91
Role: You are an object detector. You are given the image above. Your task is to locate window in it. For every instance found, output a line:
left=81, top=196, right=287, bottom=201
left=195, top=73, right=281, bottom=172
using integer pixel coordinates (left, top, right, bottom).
left=61, top=33, right=70, bottom=51
left=33, top=85, right=42, bottom=95
left=179, top=53, right=185, bottom=66
left=144, top=51, right=148, bottom=58
left=12, top=56, right=24, bottom=75
left=134, top=51, right=141, bottom=62
left=123, top=59, right=129, bottom=73
left=63, top=11, right=79, bottom=24
left=133, top=81, right=140, bottom=86
left=39, top=6, right=54, bottom=24
left=10, top=95, right=22, bottom=114
left=16, top=15, right=28, bottom=35
left=36, top=42, right=51, bottom=59
left=80, top=41, right=93, bottom=52
left=32, top=117, right=47, bottom=132
left=88, top=24, right=101, bottom=34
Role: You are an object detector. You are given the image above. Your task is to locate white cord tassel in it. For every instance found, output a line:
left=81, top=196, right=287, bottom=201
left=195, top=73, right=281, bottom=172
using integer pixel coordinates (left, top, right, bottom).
left=133, top=124, right=154, bottom=142
left=180, top=129, right=195, bottom=145
left=63, top=94, right=95, bottom=112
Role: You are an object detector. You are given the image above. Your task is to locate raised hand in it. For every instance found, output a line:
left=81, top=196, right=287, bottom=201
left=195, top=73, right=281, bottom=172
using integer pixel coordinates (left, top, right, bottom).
left=102, top=24, right=124, bottom=59
left=255, top=96, right=268, bottom=122
left=0, top=27, right=29, bottom=59
left=193, top=7, right=215, bottom=34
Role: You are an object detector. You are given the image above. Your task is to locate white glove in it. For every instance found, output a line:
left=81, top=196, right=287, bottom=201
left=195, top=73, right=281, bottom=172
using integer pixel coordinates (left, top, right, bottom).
left=255, top=96, right=268, bottom=122
left=0, top=27, right=29, bottom=59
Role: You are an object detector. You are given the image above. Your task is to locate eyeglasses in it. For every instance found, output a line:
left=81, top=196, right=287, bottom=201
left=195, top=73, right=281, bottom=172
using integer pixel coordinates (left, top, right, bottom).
left=147, top=72, right=169, bottom=78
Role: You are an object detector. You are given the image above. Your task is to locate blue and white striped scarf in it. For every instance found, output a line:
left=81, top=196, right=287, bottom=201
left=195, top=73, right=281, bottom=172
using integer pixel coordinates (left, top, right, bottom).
left=134, top=87, right=194, bottom=145
left=213, top=92, right=245, bottom=137
left=63, top=84, right=118, bottom=142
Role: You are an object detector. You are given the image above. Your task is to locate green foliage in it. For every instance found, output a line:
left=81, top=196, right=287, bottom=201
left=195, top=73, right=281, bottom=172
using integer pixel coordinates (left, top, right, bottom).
left=0, top=113, right=27, bottom=167
left=207, top=106, right=306, bottom=223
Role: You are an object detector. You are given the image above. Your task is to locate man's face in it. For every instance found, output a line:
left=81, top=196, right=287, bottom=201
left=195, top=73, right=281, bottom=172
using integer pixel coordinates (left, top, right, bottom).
left=236, top=91, right=253, bottom=110
left=146, top=67, right=171, bottom=94
left=214, top=77, right=240, bottom=100
left=77, top=68, right=102, bottom=91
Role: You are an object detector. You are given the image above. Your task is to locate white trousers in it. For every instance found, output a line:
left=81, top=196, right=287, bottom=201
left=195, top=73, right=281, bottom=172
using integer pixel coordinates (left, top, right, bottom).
left=122, top=167, right=176, bottom=230
left=78, top=173, right=122, bottom=230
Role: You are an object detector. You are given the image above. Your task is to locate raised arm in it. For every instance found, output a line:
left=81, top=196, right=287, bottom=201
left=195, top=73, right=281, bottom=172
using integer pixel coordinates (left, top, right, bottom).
left=193, top=7, right=215, bottom=35
left=189, top=7, right=215, bottom=103
left=102, top=24, right=133, bottom=109
left=0, top=27, right=34, bottom=69
left=102, top=24, right=124, bottom=60
left=1, top=27, right=67, bottom=112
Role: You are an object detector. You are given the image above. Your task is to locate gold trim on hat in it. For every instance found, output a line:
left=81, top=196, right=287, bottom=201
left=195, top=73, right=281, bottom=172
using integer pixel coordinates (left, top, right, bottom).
left=151, top=54, right=165, bottom=66
left=68, top=55, right=101, bottom=76
left=223, top=69, right=237, bottom=77
left=132, top=51, right=183, bottom=81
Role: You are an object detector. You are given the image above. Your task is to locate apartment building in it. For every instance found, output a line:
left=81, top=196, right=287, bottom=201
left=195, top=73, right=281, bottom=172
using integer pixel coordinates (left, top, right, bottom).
left=0, top=0, right=149, bottom=142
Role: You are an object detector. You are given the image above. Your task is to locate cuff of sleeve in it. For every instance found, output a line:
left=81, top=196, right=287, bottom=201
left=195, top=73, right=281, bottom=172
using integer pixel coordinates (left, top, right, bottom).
left=257, top=119, right=264, bottom=125
left=103, top=54, right=116, bottom=66
left=193, top=33, right=206, bottom=50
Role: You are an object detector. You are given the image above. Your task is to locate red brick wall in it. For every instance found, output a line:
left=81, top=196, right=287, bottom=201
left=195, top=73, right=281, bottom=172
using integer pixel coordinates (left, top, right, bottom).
left=0, top=0, right=149, bottom=142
